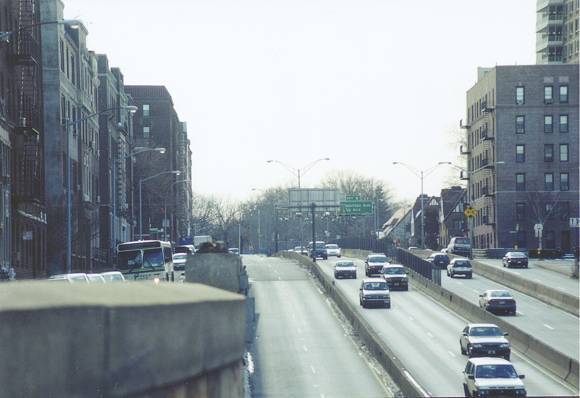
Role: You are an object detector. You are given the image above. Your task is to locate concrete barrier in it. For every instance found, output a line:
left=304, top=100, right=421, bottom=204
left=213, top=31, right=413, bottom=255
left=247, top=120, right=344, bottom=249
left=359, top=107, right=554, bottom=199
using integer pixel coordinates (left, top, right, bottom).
left=0, top=282, right=246, bottom=398
left=185, top=253, right=248, bottom=295
left=279, top=251, right=424, bottom=397
left=342, top=248, right=373, bottom=259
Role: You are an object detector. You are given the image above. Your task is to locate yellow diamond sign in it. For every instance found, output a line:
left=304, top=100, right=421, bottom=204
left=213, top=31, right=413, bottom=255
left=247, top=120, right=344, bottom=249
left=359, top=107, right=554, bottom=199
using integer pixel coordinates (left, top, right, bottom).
left=464, top=207, right=477, bottom=218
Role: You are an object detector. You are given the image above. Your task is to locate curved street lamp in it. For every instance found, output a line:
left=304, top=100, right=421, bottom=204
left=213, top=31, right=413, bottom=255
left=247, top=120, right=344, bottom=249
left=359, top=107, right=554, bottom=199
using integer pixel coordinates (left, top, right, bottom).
left=0, top=19, right=82, bottom=42
left=266, top=157, right=330, bottom=188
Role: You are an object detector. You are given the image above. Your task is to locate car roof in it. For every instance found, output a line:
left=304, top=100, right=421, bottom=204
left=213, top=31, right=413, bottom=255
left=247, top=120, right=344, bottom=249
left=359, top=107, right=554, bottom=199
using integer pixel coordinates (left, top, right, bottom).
left=368, top=254, right=387, bottom=258
left=50, top=273, right=87, bottom=278
left=336, top=260, right=354, bottom=264
left=382, top=264, right=404, bottom=268
left=362, top=278, right=386, bottom=283
left=451, top=257, right=470, bottom=262
left=101, top=271, right=123, bottom=275
left=467, top=323, right=500, bottom=328
left=469, top=357, right=512, bottom=366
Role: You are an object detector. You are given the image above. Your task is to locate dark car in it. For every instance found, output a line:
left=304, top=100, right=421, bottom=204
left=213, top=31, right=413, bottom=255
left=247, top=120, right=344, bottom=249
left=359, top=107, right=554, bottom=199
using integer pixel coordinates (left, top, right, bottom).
left=381, top=264, right=409, bottom=291
left=309, top=241, right=328, bottom=260
left=426, top=253, right=450, bottom=269
left=479, top=290, right=517, bottom=316
left=447, top=236, right=472, bottom=259
left=365, top=254, right=389, bottom=276
left=502, top=252, right=528, bottom=269
left=447, top=258, right=473, bottom=279
left=460, top=323, right=511, bottom=360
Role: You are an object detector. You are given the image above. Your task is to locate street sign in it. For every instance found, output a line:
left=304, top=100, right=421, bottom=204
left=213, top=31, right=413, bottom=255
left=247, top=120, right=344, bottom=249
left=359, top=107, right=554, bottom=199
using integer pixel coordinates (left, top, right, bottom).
left=464, top=207, right=477, bottom=218
left=345, top=195, right=361, bottom=201
left=570, top=218, right=580, bottom=228
left=287, top=188, right=340, bottom=212
left=340, top=201, right=373, bottom=215
left=534, top=223, right=543, bottom=237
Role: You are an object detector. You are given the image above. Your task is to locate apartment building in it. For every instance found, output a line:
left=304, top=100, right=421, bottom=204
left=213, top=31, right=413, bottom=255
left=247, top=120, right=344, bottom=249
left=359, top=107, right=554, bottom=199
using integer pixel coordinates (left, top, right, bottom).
left=536, top=0, right=579, bottom=64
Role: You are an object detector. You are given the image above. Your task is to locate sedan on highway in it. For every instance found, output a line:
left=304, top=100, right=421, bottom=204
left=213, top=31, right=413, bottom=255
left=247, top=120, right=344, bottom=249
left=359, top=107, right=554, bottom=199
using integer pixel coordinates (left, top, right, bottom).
left=479, top=290, right=517, bottom=316
left=463, top=357, right=526, bottom=398
left=359, top=279, right=391, bottom=309
left=502, top=252, right=529, bottom=269
left=460, top=323, right=511, bottom=360
left=48, top=273, right=90, bottom=283
left=334, top=260, right=357, bottom=279
left=426, top=253, right=450, bottom=269
left=172, top=253, right=188, bottom=271
left=381, top=264, right=408, bottom=291
left=446, top=258, right=473, bottom=279
left=325, top=243, right=342, bottom=258
left=365, top=254, right=389, bottom=276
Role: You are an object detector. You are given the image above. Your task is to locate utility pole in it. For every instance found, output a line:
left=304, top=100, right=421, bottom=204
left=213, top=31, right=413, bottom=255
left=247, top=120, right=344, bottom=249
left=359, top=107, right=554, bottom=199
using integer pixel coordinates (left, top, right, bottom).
left=311, top=203, right=316, bottom=263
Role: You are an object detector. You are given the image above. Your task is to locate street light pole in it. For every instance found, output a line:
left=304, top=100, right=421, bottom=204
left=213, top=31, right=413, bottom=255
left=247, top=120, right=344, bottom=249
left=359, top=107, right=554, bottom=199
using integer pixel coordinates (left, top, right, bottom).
left=66, top=120, right=72, bottom=273
left=267, top=157, right=329, bottom=188
left=138, top=170, right=181, bottom=240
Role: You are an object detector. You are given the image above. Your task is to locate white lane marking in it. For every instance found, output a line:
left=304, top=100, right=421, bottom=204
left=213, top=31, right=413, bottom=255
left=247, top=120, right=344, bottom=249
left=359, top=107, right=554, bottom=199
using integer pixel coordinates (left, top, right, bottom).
left=448, top=350, right=456, bottom=358
left=403, top=370, right=430, bottom=398
left=303, top=345, right=309, bottom=352
left=543, top=324, right=555, bottom=330
left=310, top=365, right=317, bottom=374
left=426, top=331, right=434, bottom=339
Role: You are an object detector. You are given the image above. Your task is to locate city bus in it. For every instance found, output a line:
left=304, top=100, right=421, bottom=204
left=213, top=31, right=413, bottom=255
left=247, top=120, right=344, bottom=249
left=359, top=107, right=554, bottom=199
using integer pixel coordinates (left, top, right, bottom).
left=116, top=240, right=175, bottom=281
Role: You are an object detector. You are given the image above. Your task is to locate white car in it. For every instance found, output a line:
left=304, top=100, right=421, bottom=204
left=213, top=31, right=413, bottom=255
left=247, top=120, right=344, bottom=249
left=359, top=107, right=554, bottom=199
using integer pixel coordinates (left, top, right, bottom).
left=48, top=273, right=90, bottom=283
left=100, top=271, right=126, bottom=283
left=325, top=244, right=342, bottom=257
left=359, top=278, right=391, bottom=309
left=447, top=258, right=473, bottom=279
left=463, top=357, right=526, bottom=398
left=172, top=253, right=189, bottom=271
left=334, top=260, right=357, bottom=279
left=86, top=274, right=106, bottom=283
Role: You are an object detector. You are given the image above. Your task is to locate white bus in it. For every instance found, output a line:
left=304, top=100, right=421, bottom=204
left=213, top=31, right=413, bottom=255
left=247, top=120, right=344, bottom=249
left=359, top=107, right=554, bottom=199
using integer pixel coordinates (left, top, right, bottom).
left=116, top=240, right=175, bottom=281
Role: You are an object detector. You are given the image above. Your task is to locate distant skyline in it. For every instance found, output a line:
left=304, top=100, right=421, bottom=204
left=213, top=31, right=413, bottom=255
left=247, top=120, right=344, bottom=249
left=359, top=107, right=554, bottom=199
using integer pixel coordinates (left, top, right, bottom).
left=64, top=0, right=536, bottom=201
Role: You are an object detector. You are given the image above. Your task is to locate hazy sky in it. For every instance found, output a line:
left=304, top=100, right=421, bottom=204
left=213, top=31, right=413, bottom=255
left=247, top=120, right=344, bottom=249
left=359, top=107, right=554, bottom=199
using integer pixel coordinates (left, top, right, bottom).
left=64, top=0, right=536, bottom=202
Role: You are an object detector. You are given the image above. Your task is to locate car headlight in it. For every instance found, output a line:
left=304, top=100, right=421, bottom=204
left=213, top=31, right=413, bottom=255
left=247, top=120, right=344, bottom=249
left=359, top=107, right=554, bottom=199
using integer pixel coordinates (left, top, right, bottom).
left=499, top=343, right=510, bottom=348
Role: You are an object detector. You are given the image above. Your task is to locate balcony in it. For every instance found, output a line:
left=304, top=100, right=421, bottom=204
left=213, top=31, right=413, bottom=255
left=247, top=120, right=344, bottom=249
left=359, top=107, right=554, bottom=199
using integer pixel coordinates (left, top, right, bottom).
left=8, top=31, right=41, bottom=65
left=460, top=145, right=471, bottom=155
left=460, top=119, right=471, bottom=129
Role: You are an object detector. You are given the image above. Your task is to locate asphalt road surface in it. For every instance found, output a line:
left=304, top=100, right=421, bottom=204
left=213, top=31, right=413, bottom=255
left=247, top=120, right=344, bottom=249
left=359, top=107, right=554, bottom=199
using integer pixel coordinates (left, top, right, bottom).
left=244, top=255, right=392, bottom=398
left=319, top=256, right=577, bottom=397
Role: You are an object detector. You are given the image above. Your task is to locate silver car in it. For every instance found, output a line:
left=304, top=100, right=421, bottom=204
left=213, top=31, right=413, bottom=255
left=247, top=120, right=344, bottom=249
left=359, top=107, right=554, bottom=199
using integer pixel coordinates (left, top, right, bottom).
left=359, top=278, right=391, bottom=309
left=463, top=357, right=526, bottom=397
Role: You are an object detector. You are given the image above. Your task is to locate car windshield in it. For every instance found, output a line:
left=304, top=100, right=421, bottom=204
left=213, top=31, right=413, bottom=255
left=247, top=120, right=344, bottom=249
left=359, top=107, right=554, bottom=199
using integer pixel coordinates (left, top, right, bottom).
left=507, top=252, right=526, bottom=258
left=434, top=255, right=449, bottom=261
left=490, top=291, right=511, bottom=298
left=173, top=253, right=188, bottom=260
left=363, top=281, right=388, bottom=290
left=315, top=243, right=326, bottom=249
left=383, top=267, right=405, bottom=275
left=475, top=365, right=518, bottom=379
left=336, top=262, right=354, bottom=268
left=326, top=244, right=338, bottom=249
left=369, top=256, right=387, bottom=263
left=454, top=261, right=471, bottom=267
left=455, top=238, right=470, bottom=245
left=470, top=327, right=503, bottom=337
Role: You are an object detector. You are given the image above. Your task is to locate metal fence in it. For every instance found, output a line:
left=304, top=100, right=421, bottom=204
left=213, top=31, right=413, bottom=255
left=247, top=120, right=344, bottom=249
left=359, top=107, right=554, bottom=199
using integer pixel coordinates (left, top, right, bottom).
left=336, top=238, right=396, bottom=257
left=396, top=248, right=441, bottom=286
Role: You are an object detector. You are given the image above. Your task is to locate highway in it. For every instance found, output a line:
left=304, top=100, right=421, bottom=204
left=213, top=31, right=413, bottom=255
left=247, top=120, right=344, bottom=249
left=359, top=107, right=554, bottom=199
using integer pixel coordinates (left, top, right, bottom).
left=476, top=258, right=578, bottom=296
left=318, top=256, right=577, bottom=397
left=244, top=255, right=392, bottom=398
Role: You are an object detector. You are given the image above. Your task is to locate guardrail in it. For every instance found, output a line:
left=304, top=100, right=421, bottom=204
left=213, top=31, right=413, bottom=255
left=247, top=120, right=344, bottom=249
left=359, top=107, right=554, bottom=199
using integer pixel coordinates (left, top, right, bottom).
left=396, top=248, right=441, bottom=285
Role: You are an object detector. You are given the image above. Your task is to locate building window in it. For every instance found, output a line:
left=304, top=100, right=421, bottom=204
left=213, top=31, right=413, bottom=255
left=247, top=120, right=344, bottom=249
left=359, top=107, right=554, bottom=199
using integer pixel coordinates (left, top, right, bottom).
left=560, top=144, right=569, bottom=161
left=516, top=173, right=525, bottom=191
left=515, top=115, right=525, bottom=134
left=516, top=86, right=524, bottom=104
left=544, top=85, right=553, bottom=104
left=60, top=40, right=65, bottom=73
left=560, top=114, right=569, bottom=133
left=560, top=173, right=569, bottom=191
left=515, top=202, right=526, bottom=221
left=143, top=126, right=150, bottom=138
left=544, top=115, right=553, bottom=133
left=559, top=85, right=568, bottom=103
left=544, top=144, right=554, bottom=162
left=143, top=104, right=150, bottom=117
left=544, top=173, right=554, bottom=191
left=516, top=144, right=525, bottom=162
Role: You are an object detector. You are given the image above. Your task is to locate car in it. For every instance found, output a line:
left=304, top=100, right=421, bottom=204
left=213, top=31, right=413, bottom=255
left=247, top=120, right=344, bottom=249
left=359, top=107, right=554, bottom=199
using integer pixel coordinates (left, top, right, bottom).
left=479, top=290, right=517, bottom=316
left=100, top=271, right=126, bottom=283
left=447, top=258, right=473, bottom=278
left=86, top=273, right=106, bottom=283
left=309, top=241, right=328, bottom=260
left=334, top=260, right=357, bottom=279
left=381, top=264, right=408, bottom=291
left=460, top=323, right=511, bottom=360
left=502, top=252, right=528, bottom=268
left=426, top=253, right=450, bottom=269
left=463, top=357, right=526, bottom=398
left=48, top=273, right=90, bottom=284
left=172, top=252, right=189, bottom=271
left=294, top=246, right=309, bottom=256
left=174, top=244, right=195, bottom=255
left=325, top=244, right=342, bottom=258
left=228, top=247, right=240, bottom=255
left=447, top=236, right=472, bottom=259
left=441, top=248, right=449, bottom=254
left=365, top=254, right=389, bottom=276
left=359, top=278, right=391, bottom=308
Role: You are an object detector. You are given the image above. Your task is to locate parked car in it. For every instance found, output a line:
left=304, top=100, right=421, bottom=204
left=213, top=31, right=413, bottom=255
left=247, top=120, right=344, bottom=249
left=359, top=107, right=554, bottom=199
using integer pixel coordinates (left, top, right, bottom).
left=460, top=323, right=511, bottom=360
left=463, top=357, right=526, bottom=398
left=479, top=290, right=517, bottom=316
left=48, top=273, right=90, bottom=284
left=334, top=260, right=357, bottom=279
left=502, top=252, right=528, bottom=268
left=359, top=278, right=391, bottom=308
left=100, top=271, right=126, bottom=283
left=426, top=253, right=450, bottom=269
left=447, top=236, right=472, bottom=259
left=172, top=253, right=189, bottom=271
left=86, top=274, right=106, bottom=283
left=365, top=254, right=389, bottom=276
left=447, top=258, right=473, bottom=279
left=325, top=243, right=342, bottom=258
left=381, top=264, right=408, bottom=291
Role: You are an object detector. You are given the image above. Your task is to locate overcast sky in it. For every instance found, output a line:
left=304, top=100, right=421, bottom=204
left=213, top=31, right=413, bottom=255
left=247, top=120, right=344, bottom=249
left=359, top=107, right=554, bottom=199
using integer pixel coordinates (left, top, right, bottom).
left=64, top=0, right=536, bottom=202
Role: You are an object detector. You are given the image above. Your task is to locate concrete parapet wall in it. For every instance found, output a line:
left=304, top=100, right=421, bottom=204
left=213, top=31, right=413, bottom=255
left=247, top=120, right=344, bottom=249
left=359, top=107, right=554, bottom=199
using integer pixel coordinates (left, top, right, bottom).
left=0, top=282, right=246, bottom=398
left=185, top=253, right=247, bottom=294
left=342, top=249, right=373, bottom=259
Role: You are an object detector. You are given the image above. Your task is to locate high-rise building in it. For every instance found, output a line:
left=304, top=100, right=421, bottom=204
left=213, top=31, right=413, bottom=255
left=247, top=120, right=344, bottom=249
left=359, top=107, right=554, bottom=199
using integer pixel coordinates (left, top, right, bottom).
left=536, top=0, right=579, bottom=64
left=463, top=65, right=578, bottom=251
left=176, top=122, right=193, bottom=239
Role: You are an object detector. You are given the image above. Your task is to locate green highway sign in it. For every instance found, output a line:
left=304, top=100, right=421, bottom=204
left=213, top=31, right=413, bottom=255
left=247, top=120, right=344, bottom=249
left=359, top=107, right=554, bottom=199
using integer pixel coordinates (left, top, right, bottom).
left=345, top=195, right=361, bottom=201
left=340, top=201, right=373, bottom=215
